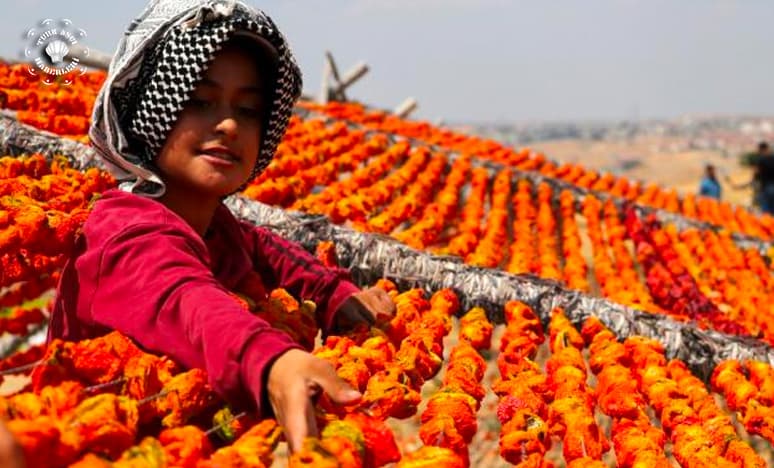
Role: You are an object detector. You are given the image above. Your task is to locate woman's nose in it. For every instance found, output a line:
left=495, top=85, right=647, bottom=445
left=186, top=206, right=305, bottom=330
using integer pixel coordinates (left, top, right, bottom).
left=214, top=111, right=239, bottom=139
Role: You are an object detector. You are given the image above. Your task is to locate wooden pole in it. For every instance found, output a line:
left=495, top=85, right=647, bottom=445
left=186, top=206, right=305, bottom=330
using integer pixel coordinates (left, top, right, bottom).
left=328, top=61, right=369, bottom=101
left=319, top=51, right=372, bottom=103
left=318, top=58, right=331, bottom=104
left=394, top=97, right=418, bottom=118
left=323, top=51, right=348, bottom=101
left=338, top=61, right=369, bottom=90
left=65, top=43, right=111, bottom=70
left=325, top=51, right=342, bottom=84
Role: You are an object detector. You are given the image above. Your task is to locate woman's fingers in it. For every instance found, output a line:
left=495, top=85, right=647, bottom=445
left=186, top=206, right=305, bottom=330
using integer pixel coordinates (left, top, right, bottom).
left=356, top=287, right=396, bottom=319
left=268, top=351, right=362, bottom=454
left=371, top=288, right=396, bottom=317
left=354, top=304, right=376, bottom=325
left=281, top=382, right=315, bottom=453
left=0, top=422, right=24, bottom=468
left=282, top=365, right=357, bottom=453
left=332, top=288, right=397, bottom=333
left=304, top=388, right=319, bottom=442
left=312, top=359, right=362, bottom=405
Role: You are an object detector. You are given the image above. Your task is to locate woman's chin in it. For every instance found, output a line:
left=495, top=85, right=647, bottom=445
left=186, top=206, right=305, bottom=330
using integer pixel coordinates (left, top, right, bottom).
left=192, top=177, right=244, bottom=198
left=195, top=164, right=250, bottom=193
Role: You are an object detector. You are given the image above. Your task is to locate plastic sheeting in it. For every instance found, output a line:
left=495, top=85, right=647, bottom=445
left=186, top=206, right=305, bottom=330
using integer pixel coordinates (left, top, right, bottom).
left=0, top=113, right=103, bottom=170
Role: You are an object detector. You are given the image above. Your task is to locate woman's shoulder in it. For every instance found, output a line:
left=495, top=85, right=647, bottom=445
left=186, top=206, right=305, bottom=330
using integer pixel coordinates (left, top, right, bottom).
left=91, top=188, right=165, bottom=210
left=83, top=188, right=194, bottom=244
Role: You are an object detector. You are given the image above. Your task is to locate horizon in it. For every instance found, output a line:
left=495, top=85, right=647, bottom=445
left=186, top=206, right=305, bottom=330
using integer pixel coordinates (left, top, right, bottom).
left=430, top=112, right=774, bottom=127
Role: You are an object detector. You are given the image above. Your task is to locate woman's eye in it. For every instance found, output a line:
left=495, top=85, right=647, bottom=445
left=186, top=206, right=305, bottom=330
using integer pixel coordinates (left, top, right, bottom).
left=238, top=107, right=263, bottom=119
left=187, top=98, right=213, bottom=109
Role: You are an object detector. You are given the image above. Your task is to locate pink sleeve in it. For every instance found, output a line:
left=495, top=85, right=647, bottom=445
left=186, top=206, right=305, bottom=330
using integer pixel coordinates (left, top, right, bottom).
left=84, top=222, right=301, bottom=415
left=243, top=224, right=360, bottom=333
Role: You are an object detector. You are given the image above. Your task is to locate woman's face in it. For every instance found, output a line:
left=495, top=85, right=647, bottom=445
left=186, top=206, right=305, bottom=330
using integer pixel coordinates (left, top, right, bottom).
left=155, top=41, right=269, bottom=199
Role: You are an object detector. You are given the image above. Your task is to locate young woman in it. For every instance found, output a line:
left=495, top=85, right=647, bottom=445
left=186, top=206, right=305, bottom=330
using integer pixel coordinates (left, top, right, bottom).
left=48, top=0, right=394, bottom=452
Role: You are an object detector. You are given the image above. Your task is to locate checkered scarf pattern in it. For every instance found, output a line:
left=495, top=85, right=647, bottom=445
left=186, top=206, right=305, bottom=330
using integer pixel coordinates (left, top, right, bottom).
left=90, top=1, right=302, bottom=197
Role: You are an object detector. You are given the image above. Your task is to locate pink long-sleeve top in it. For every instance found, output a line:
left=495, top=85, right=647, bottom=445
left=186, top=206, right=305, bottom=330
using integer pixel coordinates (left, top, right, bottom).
left=48, top=188, right=359, bottom=414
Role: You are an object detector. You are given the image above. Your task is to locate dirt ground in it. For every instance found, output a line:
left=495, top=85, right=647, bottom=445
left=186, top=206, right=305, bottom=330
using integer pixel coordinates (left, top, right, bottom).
left=531, top=137, right=757, bottom=208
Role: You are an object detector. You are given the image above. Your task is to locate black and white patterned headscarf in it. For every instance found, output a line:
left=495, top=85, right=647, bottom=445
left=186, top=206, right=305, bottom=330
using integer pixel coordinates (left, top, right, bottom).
left=90, top=0, right=302, bottom=197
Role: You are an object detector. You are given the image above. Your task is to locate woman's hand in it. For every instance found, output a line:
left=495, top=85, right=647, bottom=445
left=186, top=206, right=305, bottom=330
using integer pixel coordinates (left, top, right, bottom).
left=333, top=287, right=396, bottom=332
left=0, top=421, right=24, bottom=468
left=267, top=349, right=362, bottom=453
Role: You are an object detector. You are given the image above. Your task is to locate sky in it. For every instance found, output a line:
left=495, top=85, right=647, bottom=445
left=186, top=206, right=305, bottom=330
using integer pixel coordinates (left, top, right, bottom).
left=1, top=0, right=773, bottom=123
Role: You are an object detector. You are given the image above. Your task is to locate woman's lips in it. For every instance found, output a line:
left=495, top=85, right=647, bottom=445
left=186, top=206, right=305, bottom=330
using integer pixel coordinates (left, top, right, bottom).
left=199, top=148, right=239, bottom=167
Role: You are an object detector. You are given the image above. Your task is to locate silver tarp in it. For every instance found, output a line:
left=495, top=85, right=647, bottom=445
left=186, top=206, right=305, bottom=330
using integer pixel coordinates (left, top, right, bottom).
left=0, top=113, right=103, bottom=171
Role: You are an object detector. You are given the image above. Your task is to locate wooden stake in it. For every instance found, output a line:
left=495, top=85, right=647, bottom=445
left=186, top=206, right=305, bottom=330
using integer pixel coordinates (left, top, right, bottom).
left=394, top=98, right=418, bottom=118
left=65, top=44, right=111, bottom=70
left=318, top=58, right=331, bottom=104
left=337, top=62, right=369, bottom=92
left=325, top=51, right=342, bottom=84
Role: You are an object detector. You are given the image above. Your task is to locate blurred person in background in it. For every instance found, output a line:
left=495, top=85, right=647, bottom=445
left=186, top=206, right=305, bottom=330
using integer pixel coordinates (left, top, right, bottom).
left=698, top=163, right=721, bottom=199
left=730, top=142, right=774, bottom=214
